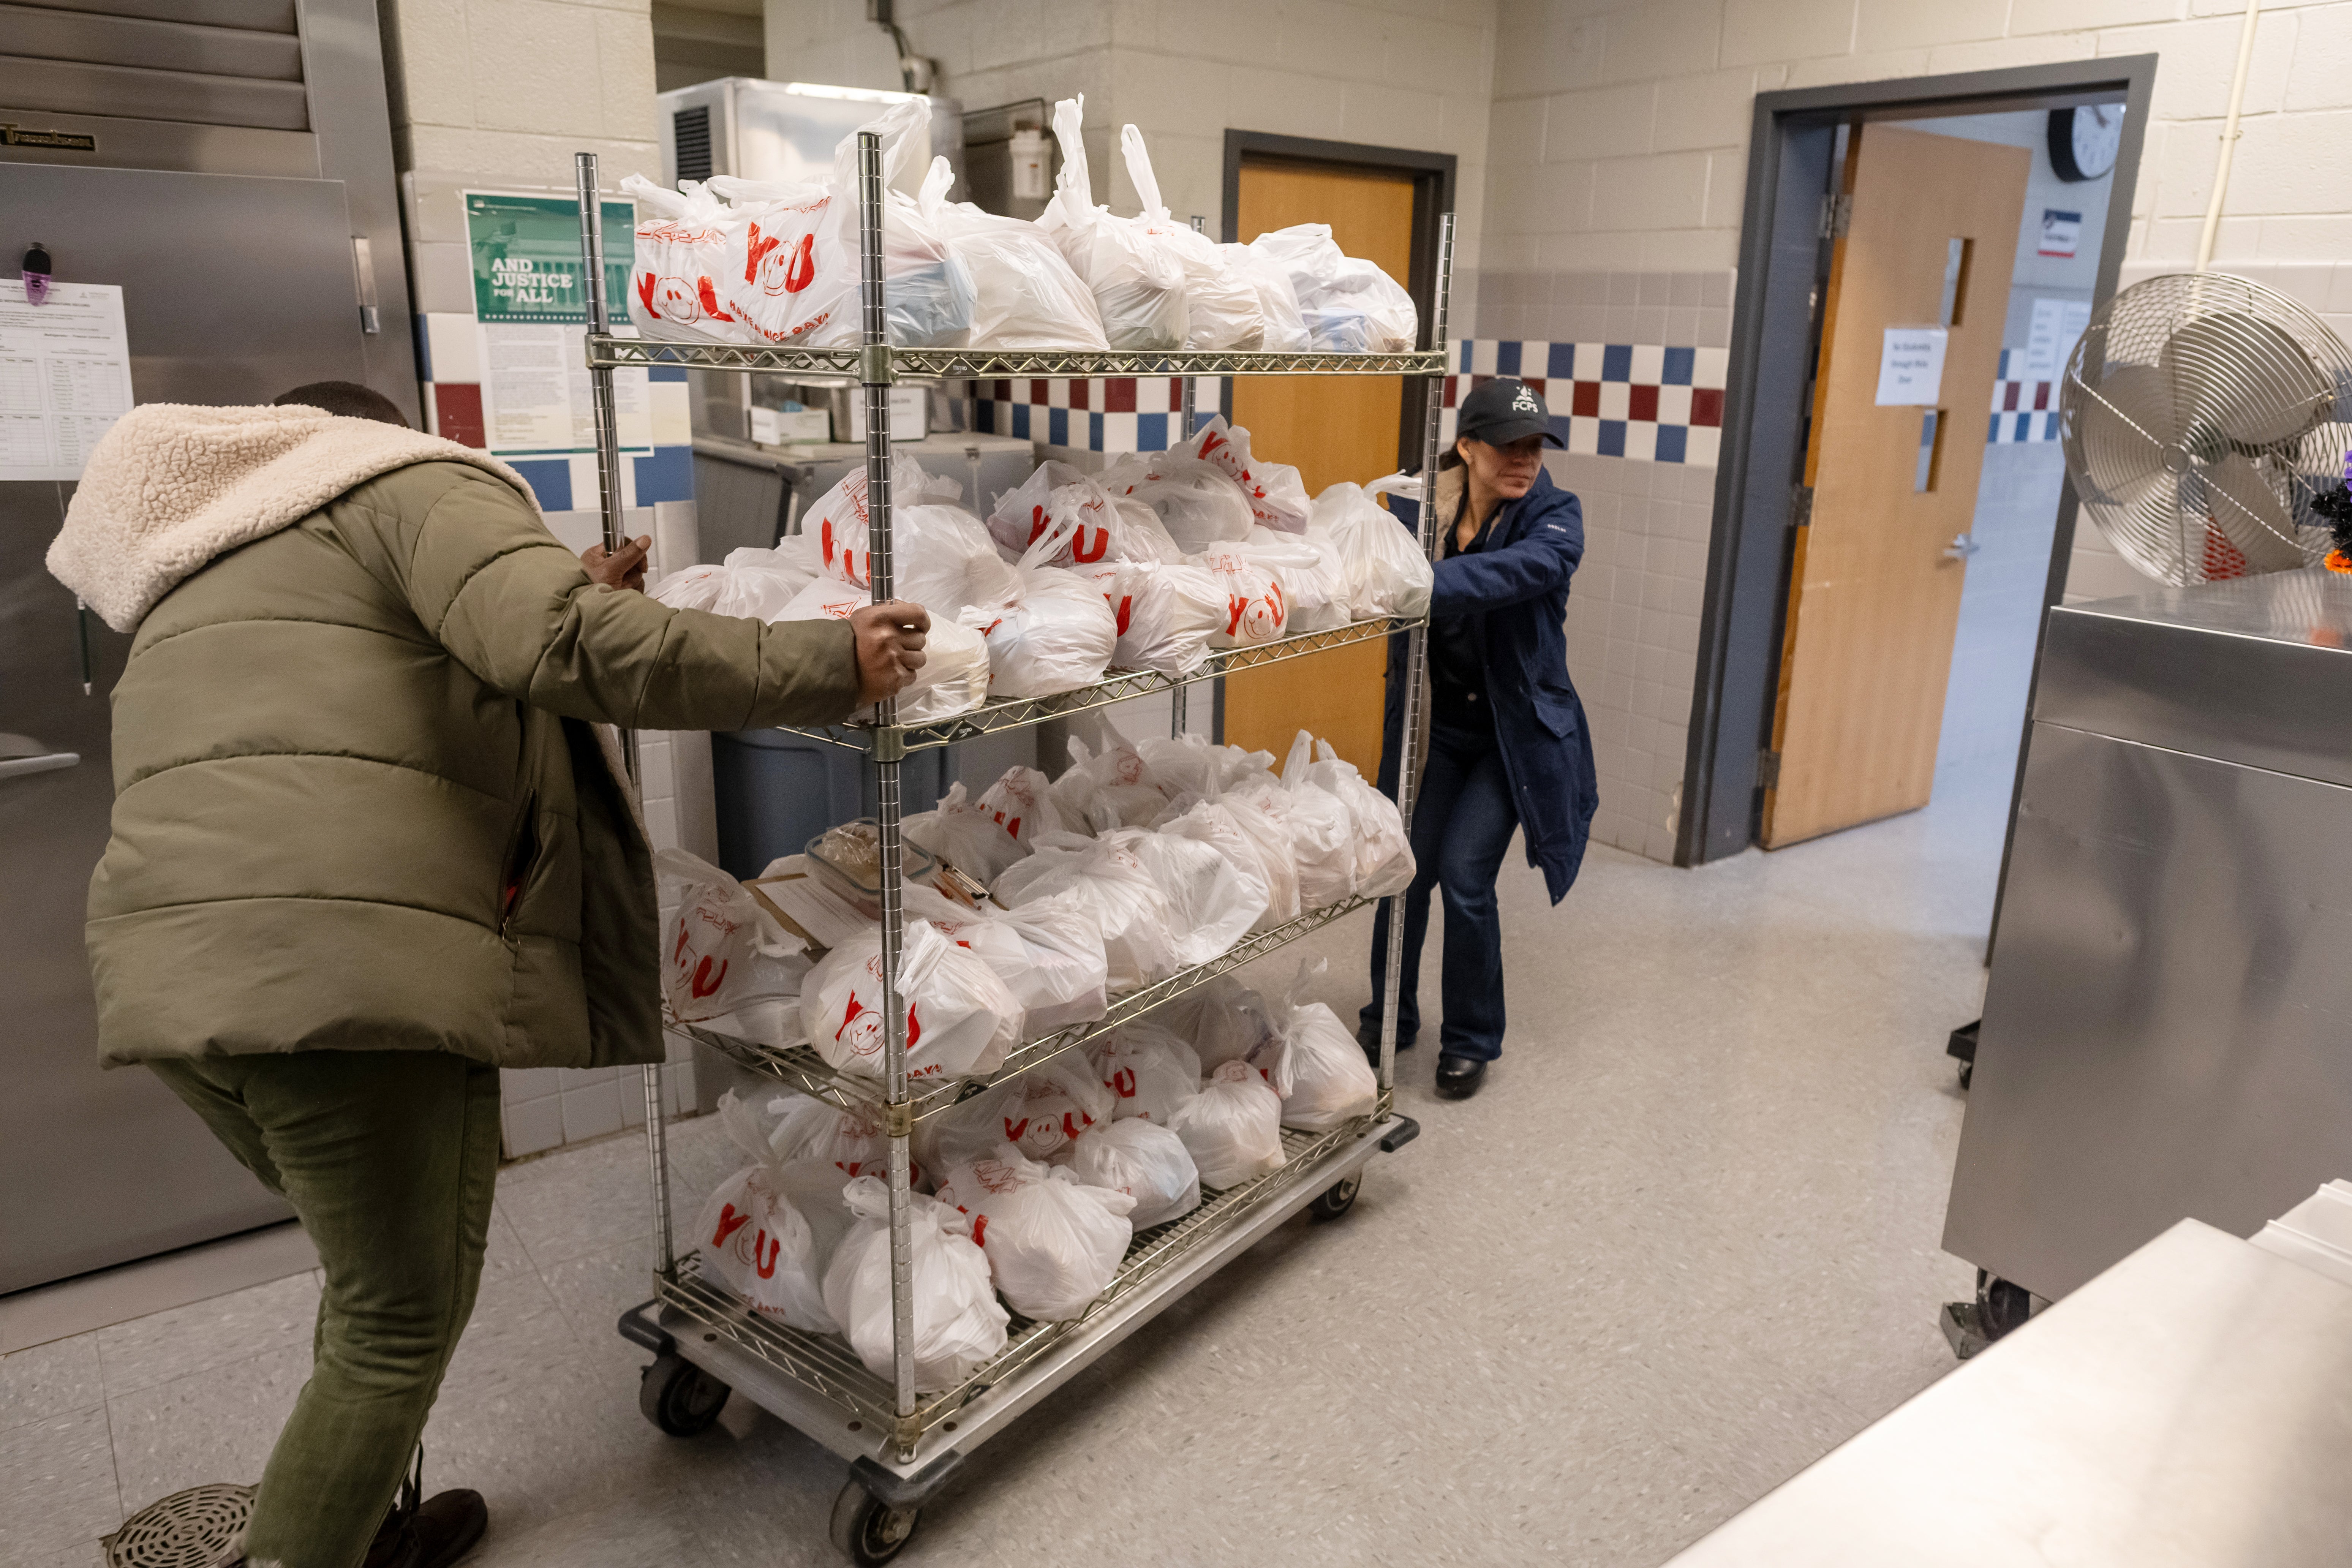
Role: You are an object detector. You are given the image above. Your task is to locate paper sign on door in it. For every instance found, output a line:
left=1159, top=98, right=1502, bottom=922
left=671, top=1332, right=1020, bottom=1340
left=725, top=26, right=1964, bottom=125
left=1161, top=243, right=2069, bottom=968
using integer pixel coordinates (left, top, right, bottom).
left=1875, top=327, right=1948, bottom=406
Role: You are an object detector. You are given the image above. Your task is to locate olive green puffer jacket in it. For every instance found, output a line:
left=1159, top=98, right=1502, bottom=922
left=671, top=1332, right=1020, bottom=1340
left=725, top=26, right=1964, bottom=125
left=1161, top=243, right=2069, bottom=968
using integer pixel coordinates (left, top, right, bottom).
left=53, top=407, right=857, bottom=1070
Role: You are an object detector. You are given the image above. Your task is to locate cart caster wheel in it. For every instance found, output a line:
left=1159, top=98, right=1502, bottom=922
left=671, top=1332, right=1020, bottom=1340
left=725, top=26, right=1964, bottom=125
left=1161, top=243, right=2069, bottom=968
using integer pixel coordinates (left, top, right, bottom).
left=829, top=1480, right=920, bottom=1565
left=1976, top=1270, right=2033, bottom=1340
left=1958, top=1060, right=1973, bottom=1091
left=1307, top=1174, right=1361, bottom=1222
left=639, top=1352, right=729, bottom=1436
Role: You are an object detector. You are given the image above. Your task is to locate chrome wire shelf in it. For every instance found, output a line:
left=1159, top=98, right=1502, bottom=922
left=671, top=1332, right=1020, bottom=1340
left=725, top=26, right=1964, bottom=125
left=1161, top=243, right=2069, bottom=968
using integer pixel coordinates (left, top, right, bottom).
left=656, top=1118, right=1370, bottom=1439
left=780, top=616, right=1418, bottom=755
left=672, top=892, right=1378, bottom=1122
left=586, top=335, right=1446, bottom=379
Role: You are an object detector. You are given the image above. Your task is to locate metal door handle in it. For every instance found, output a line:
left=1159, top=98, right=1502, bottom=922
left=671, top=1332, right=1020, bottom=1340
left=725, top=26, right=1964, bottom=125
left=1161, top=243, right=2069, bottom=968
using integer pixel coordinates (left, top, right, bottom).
left=1945, top=532, right=1982, bottom=560
left=0, top=733, right=80, bottom=779
left=0, top=750, right=79, bottom=780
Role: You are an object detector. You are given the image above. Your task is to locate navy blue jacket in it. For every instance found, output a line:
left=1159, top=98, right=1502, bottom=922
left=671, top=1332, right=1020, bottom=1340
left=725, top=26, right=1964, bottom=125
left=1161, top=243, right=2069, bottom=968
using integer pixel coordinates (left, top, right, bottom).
left=1380, top=466, right=1599, bottom=904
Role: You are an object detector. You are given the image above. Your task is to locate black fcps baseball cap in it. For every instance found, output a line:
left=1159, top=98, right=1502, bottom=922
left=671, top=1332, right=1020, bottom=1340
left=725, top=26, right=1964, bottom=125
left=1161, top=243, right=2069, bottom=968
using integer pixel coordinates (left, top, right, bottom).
left=1456, top=377, right=1563, bottom=448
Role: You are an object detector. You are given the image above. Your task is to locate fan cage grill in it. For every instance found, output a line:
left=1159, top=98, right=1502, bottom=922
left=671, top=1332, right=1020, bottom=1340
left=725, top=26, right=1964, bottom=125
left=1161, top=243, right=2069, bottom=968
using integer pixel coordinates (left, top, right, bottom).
left=2060, top=272, right=2352, bottom=586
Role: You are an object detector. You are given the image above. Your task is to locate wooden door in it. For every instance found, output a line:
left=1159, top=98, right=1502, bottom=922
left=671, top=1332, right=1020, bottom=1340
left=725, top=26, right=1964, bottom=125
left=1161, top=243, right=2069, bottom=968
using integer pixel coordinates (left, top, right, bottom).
left=1222, top=159, right=1416, bottom=774
left=1762, top=125, right=2028, bottom=847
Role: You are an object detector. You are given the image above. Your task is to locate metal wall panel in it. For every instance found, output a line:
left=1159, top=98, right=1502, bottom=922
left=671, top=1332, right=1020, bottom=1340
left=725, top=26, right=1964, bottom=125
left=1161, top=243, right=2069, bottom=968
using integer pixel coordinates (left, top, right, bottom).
left=0, top=55, right=309, bottom=130
left=1945, top=720, right=2352, bottom=1299
left=0, top=3, right=305, bottom=79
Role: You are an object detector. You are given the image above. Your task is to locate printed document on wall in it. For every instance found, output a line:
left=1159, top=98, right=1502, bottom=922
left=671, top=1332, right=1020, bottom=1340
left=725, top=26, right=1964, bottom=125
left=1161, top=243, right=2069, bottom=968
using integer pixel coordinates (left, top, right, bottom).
left=2021, top=298, right=2094, bottom=383
left=0, top=278, right=132, bottom=481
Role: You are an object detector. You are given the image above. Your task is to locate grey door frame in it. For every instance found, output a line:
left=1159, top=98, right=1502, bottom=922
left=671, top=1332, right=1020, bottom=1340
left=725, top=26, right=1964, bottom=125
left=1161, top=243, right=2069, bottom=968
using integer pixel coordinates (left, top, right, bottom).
left=1677, top=56, right=2158, bottom=874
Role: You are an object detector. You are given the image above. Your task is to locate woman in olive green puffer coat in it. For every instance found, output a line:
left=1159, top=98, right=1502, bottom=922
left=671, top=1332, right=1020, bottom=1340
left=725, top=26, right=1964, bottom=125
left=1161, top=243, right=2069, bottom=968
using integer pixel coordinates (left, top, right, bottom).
left=46, top=392, right=927, bottom=1568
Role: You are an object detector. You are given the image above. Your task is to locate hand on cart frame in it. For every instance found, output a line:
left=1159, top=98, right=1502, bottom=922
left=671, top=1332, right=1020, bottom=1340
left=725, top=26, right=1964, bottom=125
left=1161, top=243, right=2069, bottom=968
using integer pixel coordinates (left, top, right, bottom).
left=581, top=534, right=651, bottom=593
left=852, top=600, right=930, bottom=705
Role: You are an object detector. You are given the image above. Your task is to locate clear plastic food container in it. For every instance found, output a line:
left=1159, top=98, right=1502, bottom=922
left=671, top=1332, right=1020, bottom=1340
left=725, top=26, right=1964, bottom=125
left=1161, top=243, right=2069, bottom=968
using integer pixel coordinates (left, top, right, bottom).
left=805, top=820, right=940, bottom=918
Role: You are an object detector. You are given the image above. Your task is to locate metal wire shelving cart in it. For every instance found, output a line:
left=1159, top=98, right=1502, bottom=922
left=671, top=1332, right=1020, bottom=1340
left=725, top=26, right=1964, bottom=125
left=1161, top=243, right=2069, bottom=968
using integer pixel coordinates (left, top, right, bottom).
left=574, top=137, right=1453, bottom=1565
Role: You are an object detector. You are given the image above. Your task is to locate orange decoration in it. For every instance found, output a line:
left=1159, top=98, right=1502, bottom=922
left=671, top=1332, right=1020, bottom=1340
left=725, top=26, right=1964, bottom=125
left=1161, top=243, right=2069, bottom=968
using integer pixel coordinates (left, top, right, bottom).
left=2328, top=549, right=2352, bottom=575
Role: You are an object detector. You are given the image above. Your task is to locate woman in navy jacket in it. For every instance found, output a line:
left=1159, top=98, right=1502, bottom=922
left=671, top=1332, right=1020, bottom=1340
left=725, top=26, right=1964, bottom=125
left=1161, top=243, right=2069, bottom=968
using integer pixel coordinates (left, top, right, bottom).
left=1360, top=376, right=1600, bottom=1100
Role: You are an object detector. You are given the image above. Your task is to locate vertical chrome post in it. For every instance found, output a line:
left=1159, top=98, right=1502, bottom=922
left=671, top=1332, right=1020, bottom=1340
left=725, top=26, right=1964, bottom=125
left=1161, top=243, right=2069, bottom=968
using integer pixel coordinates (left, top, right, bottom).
left=1378, top=212, right=1454, bottom=1102
left=580, top=152, right=666, bottom=1268
left=574, top=153, right=639, bottom=779
left=855, top=130, right=918, bottom=1454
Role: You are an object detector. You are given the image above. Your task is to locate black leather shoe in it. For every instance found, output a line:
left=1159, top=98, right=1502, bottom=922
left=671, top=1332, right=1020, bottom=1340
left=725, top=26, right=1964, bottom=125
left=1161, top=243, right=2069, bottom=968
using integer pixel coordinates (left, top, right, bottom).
left=367, top=1487, right=487, bottom=1568
left=1357, top=1021, right=1415, bottom=1063
left=1434, top=1055, right=1488, bottom=1099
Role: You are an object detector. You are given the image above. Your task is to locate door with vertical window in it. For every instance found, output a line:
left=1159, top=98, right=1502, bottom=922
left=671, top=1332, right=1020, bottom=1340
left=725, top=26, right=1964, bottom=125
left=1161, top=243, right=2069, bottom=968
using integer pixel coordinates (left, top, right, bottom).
left=1222, top=158, right=1418, bottom=775
left=1762, top=124, right=2028, bottom=848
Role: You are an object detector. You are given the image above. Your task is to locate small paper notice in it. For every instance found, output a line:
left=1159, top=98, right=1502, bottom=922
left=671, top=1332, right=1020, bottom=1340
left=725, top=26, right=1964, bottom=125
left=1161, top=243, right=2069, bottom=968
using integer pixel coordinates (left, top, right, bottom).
left=0, top=278, right=133, bottom=481
left=1875, top=326, right=1948, bottom=406
left=2022, top=297, right=2094, bottom=382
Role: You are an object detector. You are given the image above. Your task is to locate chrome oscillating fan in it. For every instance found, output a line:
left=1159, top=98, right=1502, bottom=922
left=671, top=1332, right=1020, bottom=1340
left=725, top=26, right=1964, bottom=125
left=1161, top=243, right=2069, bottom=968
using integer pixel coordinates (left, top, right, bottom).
left=2059, top=272, right=2352, bottom=585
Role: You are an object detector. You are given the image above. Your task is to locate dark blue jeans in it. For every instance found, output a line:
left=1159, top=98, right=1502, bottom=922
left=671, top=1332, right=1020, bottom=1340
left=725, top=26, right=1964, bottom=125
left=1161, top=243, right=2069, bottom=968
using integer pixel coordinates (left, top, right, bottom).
left=1361, top=716, right=1519, bottom=1061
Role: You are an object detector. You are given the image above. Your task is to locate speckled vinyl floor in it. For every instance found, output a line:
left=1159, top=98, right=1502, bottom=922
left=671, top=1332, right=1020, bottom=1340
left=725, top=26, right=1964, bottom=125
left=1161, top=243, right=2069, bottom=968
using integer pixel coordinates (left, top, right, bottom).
left=1, top=762, right=2009, bottom=1568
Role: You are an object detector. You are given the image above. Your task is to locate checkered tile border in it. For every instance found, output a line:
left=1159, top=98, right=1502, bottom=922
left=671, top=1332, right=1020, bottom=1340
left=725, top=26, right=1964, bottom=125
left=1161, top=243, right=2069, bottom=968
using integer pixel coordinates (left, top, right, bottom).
left=1988, top=348, right=2061, bottom=445
left=971, top=376, right=1219, bottom=453
left=1446, top=340, right=1728, bottom=465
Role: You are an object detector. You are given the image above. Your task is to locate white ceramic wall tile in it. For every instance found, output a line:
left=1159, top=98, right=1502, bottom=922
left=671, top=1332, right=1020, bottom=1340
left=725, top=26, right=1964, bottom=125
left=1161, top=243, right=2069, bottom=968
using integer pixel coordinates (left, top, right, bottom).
left=502, top=1095, right=565, bottom=1159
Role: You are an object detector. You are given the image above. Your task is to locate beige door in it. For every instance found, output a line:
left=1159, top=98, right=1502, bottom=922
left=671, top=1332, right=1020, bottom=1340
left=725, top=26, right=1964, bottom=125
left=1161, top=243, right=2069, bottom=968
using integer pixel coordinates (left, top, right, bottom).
left=1762, top=124, right=2028, bottom=848
left=1222, top=158, right=1416, bottom=775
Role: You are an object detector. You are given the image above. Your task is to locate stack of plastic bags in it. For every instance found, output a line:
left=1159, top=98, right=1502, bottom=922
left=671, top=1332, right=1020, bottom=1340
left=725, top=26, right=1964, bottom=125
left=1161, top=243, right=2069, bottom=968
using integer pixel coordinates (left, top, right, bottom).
left=915, top=1057, right=1114, bottom=1171
left=628, top=95, right=1415, bottom=356
left=802, top=917, right=1024, bottom=1084
left=906, top=885, right=1108, bottom=1037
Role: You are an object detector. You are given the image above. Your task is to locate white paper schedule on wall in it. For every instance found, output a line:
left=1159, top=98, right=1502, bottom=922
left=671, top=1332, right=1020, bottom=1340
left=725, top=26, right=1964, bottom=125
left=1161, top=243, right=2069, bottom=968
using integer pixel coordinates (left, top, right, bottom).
left=0, top=277, right=132, bottom=481
left=1875, top=327, right=1949, bottom=406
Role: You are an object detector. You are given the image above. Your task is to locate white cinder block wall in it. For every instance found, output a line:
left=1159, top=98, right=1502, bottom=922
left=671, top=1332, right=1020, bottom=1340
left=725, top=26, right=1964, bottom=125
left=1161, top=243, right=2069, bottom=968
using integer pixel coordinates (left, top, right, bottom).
left=1483, top=0, right=2352, bottom=861
left=381, top=0, right=709, bottom=1157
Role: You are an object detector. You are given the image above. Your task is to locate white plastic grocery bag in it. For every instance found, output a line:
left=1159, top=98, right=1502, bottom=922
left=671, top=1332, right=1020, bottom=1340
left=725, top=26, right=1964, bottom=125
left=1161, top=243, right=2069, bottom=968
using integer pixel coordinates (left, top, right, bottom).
left=803, top=918, right=1023, bottom=1084
left=767, top=1094, right=912, bottom=1183
left=1062, top=1118, right=1201, bottom=1228
left=650, top=533, right=825, bottom=622
left=994, top=829, right=1180, bottom=989
left=1038, top=98, right=1189, bottom=350
left=711, top=101, right=976, bottom=350
left=962, top=511, right=1119, bottom=699
left=1128, top=828, right=1266, bottom=965
left=1181, top=416, right=1312, bottom=534
left=1304, top=739, right=1415, bottom=898
left=655, top=849, right=810, bottom=1023
left=1135, top=732, right=1276, bottom=802
left=1113, top=455, right=1256, bottom=555
left=901, top=782, right=1026, bottom=885
left=1075, top=556, right=1223, bottom=675
left=1249, top=958, right=1378, bottom=1132
left=934, top=1145, right=1136, bottom=1322
left=1248, top=223, right=1418, bottom=353
left=907, top=885, right=1108, bottom=1036
left=1118, top=126, right=1265, bottom=351
left=1048, top=732, right=1168, bottom=834
left=913, top=1056, right=1116, bottom=1172
left=693, top=1093, right=855, bottom=1332
left=805, top=450, right=964, bottom=592
left=1090, top=1023, right=1201, bottom=1125
left=1195, top=539, right=1288, bottom=646
left=1327, top=477, right=1435, bottom=619
left=986, top=462, right=1180, bottom=566
left=1239, top=527, right=1344, bottom=634
left=1168, top=1060, right=1288, bottom=1188
left=1276, top=730, right=1359, bottom=910
left=917, top=155, right=1109, bottom=350
left=1214, top=241, right=1310, bottom=352
left=890, top=612, right=992, bottom=725
left=1155, top=797, right=1277, bottom=934
left=823, top=1176, right=1008, bottom=1391
left=975, top=765, right=1067, bottom=852
left=623, top=177, right=748, bottom=343
left=1159, top=972, right=1279, bottom=1069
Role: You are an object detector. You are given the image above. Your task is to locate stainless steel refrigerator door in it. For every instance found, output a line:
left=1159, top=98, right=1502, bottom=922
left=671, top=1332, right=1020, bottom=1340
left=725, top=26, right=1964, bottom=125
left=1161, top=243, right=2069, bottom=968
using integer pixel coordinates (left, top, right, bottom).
left=0, top=165, right=380, bottom=1294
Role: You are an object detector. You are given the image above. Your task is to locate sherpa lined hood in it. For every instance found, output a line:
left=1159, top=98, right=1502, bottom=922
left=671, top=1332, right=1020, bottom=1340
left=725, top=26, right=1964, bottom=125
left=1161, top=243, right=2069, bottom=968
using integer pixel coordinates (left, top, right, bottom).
left=47, top=402, right=539, bottom=631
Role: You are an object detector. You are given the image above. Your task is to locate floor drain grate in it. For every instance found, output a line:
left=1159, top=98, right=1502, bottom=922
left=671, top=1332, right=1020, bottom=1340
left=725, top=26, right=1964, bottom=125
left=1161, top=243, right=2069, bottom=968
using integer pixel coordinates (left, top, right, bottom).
left=104, top=1483, right=253, bottom=1568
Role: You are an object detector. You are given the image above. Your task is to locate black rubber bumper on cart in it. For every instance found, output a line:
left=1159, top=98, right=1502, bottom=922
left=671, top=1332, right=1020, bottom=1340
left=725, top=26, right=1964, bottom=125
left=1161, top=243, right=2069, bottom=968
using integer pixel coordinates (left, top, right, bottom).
left=1379, top=1115, right=1420, bottom=1152
left=852, top=1450, right=966, bottom=1510
left=618, top=1302, right=671, bottom=1356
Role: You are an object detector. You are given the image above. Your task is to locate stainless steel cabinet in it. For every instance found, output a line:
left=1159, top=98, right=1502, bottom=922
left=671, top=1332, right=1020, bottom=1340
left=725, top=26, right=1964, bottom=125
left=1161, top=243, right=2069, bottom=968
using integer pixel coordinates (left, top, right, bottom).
left=1946, top=572, right=2352, bottom=1299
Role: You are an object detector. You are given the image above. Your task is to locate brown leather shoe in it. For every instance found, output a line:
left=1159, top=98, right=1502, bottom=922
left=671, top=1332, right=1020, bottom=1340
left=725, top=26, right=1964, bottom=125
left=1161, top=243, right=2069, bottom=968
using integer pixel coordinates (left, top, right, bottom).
left=366, top=1469, right=487, bottom=1568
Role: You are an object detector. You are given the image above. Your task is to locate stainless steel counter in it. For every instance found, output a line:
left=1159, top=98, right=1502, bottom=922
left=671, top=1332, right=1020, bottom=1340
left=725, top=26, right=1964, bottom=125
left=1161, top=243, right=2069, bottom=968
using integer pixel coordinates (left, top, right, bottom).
left=1668, top=1220, right=2352, bottom=1565
left=1944, top=569, right=2352, bottom=1300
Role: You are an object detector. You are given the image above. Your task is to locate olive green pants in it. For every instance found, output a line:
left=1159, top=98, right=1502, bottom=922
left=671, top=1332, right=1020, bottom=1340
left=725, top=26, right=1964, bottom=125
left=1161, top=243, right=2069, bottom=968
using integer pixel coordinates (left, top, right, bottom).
left=148, top=1051, right=501, bottom=1568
